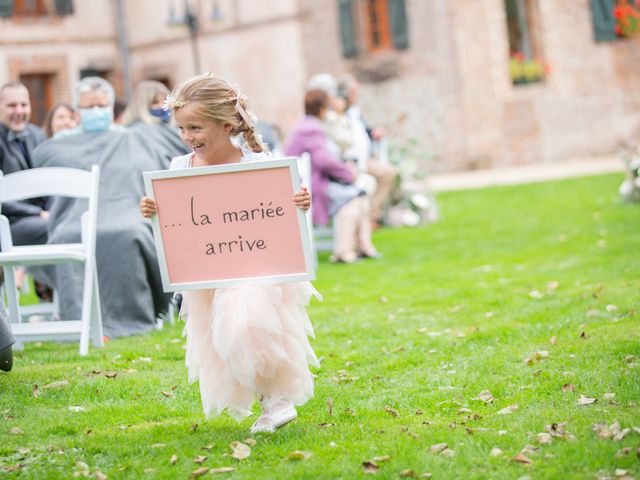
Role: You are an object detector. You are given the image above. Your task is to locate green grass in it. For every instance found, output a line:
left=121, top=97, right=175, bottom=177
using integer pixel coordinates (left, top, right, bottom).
left=1, top=173, right=639, bottom=479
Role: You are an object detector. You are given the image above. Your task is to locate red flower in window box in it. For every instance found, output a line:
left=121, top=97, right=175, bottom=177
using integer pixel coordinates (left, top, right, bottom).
left=614, top=0, right=640, bottom=37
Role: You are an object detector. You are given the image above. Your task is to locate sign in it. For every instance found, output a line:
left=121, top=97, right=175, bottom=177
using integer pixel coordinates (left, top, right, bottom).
left=143, top=157, right=315, bottom=291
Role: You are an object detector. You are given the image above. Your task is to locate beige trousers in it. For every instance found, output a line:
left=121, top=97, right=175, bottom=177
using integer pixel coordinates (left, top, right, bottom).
left=332, top=195, right=377, bottom=261
left=367, top=160, right=397, bottom=221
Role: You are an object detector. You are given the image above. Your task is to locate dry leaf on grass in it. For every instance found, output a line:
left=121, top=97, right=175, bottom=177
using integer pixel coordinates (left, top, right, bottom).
left=193, top=455, right=207, bottom=464
left=384, top=405, right=399, bottom=417
left=372, top=455, right=391, bottom=462
left=549, top=336, right=557, bottom=345
left=242, top=439, right=255, bottom=447
left=457, top=408, right=472, bottom=415
left=399, top=470, right=415, bottom=477
left=43, top=380, right=70, bottom=390
left=489, top=447, right=503, bottom=457
left=9, top=427, right=23, bottom=435
left=68, top=406, right=86, bottom=412
left=230, top=441, right=251, bottom=460
left=169, top=454, right=178, bottom=465
left=545, top=422, right=575, bottom=441
left=188, top=467, right=210, bottom=479
left=161, top=391, right=174, bottom=398
left=576, top=395, right=597, bottom=406
left=327, top=397, right=333, bottom=416
left=497, top=404, right=518, bottom=415
left=95, top=471, right=107, bottom=480
left=288, top=451, right=312, bottom=461
left=511, top=453, right=533, bottom=465
left=362, top=460, right=379, bottom=474
left=473, top=390, right=494, bottom=403
left=615, top=447, right=632, bottom=458
left=562, top=383, right=575, bottom=393
left=32, top=384, right=40, bottom=398
left=536, top=433, right=553, bottom=445
left=210, top=467, right=235, bottom=474
left=523, top=351, right=549, bottom=365
left=428, top=443, right=449, bottom=454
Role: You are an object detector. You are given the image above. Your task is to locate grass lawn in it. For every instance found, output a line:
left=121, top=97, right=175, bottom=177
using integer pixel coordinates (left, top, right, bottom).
left=1, top=173, right=639, bottom=479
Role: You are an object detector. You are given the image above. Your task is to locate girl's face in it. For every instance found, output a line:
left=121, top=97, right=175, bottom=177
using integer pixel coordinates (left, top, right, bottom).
left=175, top=103, right=231, bottom=160
left=51, top=105, right=78, bottom=134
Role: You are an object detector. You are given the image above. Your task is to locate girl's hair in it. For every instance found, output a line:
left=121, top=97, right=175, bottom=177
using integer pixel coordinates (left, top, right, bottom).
left=120, top=80, right=170, bottom=126
left=169, top=74, right=264, bottom=153
left=304, top=89, right=328, bottom=118
left=42, top=103, right=75, bottom=137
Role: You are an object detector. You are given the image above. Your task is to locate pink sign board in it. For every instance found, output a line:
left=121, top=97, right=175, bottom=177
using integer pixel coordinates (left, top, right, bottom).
left=143, top=158, right=315, bottom=291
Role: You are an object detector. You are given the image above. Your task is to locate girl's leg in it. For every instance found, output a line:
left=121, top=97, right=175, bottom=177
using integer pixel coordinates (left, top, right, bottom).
left=331, top=198, right=361, bottom=263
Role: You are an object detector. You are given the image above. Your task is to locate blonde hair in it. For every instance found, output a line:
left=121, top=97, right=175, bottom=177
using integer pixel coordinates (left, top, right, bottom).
left=169, top=74, right=264, bottom=153
left=120, top=80, right=170, bottom=126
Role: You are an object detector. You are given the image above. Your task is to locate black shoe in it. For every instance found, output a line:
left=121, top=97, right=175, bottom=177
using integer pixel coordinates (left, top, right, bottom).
left=0, top=345, right=13, bottom=372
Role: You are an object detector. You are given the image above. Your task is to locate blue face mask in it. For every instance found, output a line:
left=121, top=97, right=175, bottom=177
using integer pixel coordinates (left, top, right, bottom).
left=149, top=107, right=171, bottom=124
left=80, top=106, right=113, bottom=133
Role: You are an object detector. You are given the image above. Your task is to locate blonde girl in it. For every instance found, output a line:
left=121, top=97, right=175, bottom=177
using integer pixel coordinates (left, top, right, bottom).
left=140, top=74, right=317, bottom=434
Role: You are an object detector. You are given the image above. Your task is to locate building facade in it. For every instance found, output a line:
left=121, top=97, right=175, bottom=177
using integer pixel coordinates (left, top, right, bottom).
left=1, top=0, right=638, bottom=170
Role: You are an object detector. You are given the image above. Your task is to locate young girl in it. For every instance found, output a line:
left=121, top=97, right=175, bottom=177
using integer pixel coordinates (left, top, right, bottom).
left=140, top=74, right=318, bottom=434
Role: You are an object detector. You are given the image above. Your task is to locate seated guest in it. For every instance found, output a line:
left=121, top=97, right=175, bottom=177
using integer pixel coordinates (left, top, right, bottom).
left=120, top=80, right=189, bottom=159
left=42, top=103, right=78, bottom=138
left=32, top=77, right=172, bottom=338
left=284, top=89, right=379, bottom=263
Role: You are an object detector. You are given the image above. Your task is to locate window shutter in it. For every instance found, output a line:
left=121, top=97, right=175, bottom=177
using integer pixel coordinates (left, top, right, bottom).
left=388, top=0, right=409, bottom=50
left=338, top=0, right=358, bottom=58
left=0, top=0, right=13, bottom=18
left=54, top=0, right=74, bottom=16
left=590, top=0, right=617, bottom=41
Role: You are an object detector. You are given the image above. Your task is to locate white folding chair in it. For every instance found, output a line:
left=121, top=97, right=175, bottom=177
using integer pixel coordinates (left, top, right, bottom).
left=297, top=153, right=335, bottom=265
left=0, top=165, right=103, bottom=356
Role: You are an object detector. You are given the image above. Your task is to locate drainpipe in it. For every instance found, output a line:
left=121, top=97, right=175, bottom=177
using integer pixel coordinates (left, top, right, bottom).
left=115, top=0, right=132, bottom=102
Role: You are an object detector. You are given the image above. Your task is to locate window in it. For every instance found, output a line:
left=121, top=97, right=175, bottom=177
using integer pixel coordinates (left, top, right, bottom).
left=20, top=73, right=53, bottom=126
left=505, top=0, right=544, bottom=84
left=13, top=0, right=47, bottom=16
left=338, top=0, right=409, bottom=58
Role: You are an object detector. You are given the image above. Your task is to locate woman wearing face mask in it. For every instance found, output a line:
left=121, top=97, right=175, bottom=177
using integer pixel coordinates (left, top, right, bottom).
left=120, top=80, right=190, bottom=158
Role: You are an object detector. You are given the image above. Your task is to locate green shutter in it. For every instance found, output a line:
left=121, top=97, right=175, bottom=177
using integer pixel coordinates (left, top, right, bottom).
left=0, top=0, right=13, bottom=18
left=338, top=0, right=358, bottom=58
left=388, top=0, right=409, bottom=50
left=590, top=0, right=617, bottom=42
left=54, top=0, right=74, bottom=16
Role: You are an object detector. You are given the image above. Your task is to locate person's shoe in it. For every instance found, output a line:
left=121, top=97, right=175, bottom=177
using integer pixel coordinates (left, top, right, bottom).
left=249, top=398, right=297, bottom=434
left=0, top=346, right=13, bottom=372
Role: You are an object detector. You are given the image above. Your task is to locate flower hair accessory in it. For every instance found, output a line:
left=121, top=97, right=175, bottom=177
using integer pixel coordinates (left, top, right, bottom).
left=233, top=91, right=256, bottom=130
left=162, top=93, right=187, bottom=111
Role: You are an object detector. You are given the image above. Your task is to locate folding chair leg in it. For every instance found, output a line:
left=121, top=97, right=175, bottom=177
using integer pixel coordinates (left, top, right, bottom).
left=3, top=266, right=21, bottom=325
left=89, top=268, right=103, bottom=348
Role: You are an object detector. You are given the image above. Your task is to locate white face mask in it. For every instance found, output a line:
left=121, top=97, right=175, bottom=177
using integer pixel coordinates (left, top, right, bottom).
left=80, top=106, right=113, bottom=132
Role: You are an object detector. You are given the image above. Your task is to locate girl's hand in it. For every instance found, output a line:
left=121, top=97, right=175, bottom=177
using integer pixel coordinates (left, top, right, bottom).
left=140, top=196, right=158, bottom=218
left=293, top=186, right=311, bottom=212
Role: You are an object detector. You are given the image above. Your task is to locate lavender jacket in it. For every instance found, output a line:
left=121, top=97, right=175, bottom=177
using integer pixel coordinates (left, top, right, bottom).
left=284, top=115, right=355, bottom=226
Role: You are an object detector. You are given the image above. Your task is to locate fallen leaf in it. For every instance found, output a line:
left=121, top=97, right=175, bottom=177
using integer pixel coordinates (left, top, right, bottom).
left=511, top=453, right=533, bottom=465
left=523, top=351, right=549, bottom=365
left=474, top=390, right=494, bottom=403
left=161, top=391, right=174, bottom=398
left=580, top=331, right=589, bottom=339
left=372, top=455, right=391, bottom=462
left=104, top=372, right=118, bottom=379
left=288, top=451, right=312, bottom=461
left=606, top=304, right=618, bottom=312
left=95, top=471, right=107, bottom=480
left=489, top=447, right=503, bottom=457
left=457, top=408, right=472, bottom=415
left=399, top=470, right=415, bottom=478
left=230, top=441, right=251, bottom=460
left=549, top=336, right=557, bottom=345
left=9, top=427, right=23, bottom=435
left=33, top=384, right=40, bottom=398
left=545, top=422, right=575, bottom=441
left=43, top=380, right=70, bottom=390
left=577, top=395, right=597, bottom=406
left=327, top=397, right=333, bottom=416
left=497, top=404, right=518, bottom=415
left=615, top=447, right=632, bottom=458
left=210, top=467, right=235, bottom=474
left=362, top=460, right=379, bottom=474
left=170, top=454, right=178, bottom=465
left=428, top=443, right=449, bottom=454
left=603, top=392, right=616, bottom=401
left=562, top=383, right=575, bottom=393
left=242, top=439, right=255, bottom=447
left=521, top=444, right=540, bottom=456
left=68, top=406, right=86, bottom=412
left=194, top=455, right=207, bottom=464
left=536, top=433, right=553, bottom=445
left=189, top=467, right=210, bottom=479
left=3, top=464, right=25, bottom=472
left=190, top=423, right=198, bottom=432
left=384, top=405, right=399, bottom=417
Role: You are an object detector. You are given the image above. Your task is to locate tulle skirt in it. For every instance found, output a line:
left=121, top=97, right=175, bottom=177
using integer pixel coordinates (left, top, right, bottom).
left=181, top=282, right=320, bottom=421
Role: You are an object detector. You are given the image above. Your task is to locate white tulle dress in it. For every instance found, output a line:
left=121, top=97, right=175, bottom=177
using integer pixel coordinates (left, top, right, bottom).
left=171, top=150, right=320, bottom=421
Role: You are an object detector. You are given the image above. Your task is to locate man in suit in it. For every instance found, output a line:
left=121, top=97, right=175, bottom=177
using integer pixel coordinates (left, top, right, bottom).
left=0, top=82, right=48, bottom=245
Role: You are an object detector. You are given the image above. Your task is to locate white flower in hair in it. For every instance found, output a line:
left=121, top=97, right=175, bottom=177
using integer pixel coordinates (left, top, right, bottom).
left=162, top=94, right=187, bottom=111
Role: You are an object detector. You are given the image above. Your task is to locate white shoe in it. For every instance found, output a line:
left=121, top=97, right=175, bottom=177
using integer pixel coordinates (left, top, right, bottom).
left=249, top=398, right=297, bottom=434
